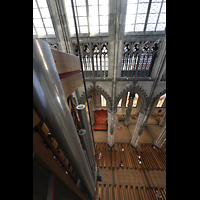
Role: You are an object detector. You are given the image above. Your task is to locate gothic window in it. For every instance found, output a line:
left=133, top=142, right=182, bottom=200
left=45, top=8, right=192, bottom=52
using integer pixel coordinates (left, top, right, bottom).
left=132, top=43, right=139, bottom=53
left=124, top=44, right=130, bottom=53
left=121, top=42, right=139, bottom=76
left=117, top=98, right=122, bottom=107
left=156, top=93, right=166, bottom=107
left=121, top=40, right=160, bottom=77
left=138, top=42, right=149, bottom=70
left=93, top=44, right=108, bottom=77
left=82, top=45, right=92, bottom=73
left=101, top=44, right=108, bottom=75
left=126, top=92, right=139, bottom=107
left=146, top=41, right=159, bottom=70
left=102, top=45, right=108, bottom=54
left=94, top=46, right=99, bottom=54
left=73, top=42, right=108, bottom=77
left=133, top=93, right=139, bottom=107
left=101, top=95, right=106, bottom=107
left=86, top=56, right=92, bottom=71
left=125, top=92, right=130, bottom=107
left=93, top=45, right=100, bottom=71
left=84, top=45, right=90, bottom=54
left=131, top=43, right=139, bottom=71
left=122, top=44, right=131, bottom=71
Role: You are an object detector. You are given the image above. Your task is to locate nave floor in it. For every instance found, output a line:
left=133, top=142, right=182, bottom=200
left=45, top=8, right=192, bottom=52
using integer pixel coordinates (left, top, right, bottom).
left=95, top=143, right=166, bottom=200
left=93, top=114, right=165, bottom=145
left=98, top=168, right=166, bottom=188
left=97, top=184, right=166, bottom=200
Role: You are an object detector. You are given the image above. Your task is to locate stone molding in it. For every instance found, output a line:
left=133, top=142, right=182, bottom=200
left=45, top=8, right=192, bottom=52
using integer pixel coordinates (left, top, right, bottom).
left=78, top=84, right=112, bottom=110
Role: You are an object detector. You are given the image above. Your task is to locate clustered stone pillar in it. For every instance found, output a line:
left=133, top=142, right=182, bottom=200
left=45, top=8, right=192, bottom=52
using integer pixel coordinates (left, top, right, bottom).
left=154, top=125, right=166, bottom=149
left=88, top=96, right=95, bottom=126
left=159, top=112, right=166, bottom=127
left=130, top=110, right=146, bottom=148
left=124, top=91, right=135, bottom=126
left=107, top=109, right=117, bottom=147
left=121, top=93, right=128, bottom=114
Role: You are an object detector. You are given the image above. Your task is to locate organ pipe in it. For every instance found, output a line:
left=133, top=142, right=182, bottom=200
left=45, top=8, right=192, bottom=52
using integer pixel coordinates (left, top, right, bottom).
left=76, top=105, right=95, bottom=170
left=33, top=39, right=97, bottom=199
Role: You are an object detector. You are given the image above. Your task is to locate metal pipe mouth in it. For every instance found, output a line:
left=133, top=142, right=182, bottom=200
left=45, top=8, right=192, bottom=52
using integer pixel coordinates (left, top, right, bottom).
left=76, top=104, right=85, bottom=110
left=79, top=129, right=86, bottom=136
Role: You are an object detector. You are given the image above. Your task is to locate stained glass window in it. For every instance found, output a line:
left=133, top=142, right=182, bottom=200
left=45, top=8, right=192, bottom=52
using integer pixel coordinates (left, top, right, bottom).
left=101, top=95, right=106, bottom=107
left=133, top=93, right=139, bottom=107
left=156, top=93, right=166, bottom=107
left=126, top=91, right=130, bottom=107
left=125, top=92, right=139, bottom=107
left=117, top=99, right=122, bottom=107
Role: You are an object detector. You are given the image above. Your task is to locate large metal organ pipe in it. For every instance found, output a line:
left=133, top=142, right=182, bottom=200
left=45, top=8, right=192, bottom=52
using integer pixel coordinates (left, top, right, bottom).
left=76, top=105, right=95, bottom=170
left=33, top=39, right=96, bottom=199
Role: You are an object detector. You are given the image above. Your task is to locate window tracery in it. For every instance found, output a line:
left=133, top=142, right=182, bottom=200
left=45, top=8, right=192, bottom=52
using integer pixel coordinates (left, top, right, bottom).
left=121, top=42, right=139, bottom=75
left=74, top=42, right=108, bottom=77
left=121, top=40, right=160, bottom=77
left=101, top=44, right=108, bottom=75
left=82, top=44, right=92, bottom=72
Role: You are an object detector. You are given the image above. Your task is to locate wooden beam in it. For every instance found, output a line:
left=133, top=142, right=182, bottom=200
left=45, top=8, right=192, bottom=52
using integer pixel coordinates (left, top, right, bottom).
left=61, top=74, right=83, bottom=98
left=51, top=49, right=81, bottom=74
left=50, top=48, right=83, bottom=98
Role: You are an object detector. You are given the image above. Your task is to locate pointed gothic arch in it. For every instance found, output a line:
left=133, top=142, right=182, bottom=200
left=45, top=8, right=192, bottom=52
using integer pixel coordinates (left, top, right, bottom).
left=114, top=84, right=148, bottom=112
left=78, top=85, right=112, bottom=110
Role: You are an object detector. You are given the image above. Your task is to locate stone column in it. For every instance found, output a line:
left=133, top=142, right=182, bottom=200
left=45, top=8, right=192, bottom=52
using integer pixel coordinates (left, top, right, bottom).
left=159, top=112, right=166, bottom=127
left=107, top=109, right=117, bottom=147
left=88, top=96, right=95, bottom=126
left=46, top=0, right=74, bottom=53
left=154, top=125, right=166, bottom=149
left=130, top=110, right=146, bottom=148
left=150, top=35, right=166, bottom=80
left=124, top=91, right=135, bottom=126
left=121, top=93, right=128, bottom=113
left=108, top=0, right=127, bottom=78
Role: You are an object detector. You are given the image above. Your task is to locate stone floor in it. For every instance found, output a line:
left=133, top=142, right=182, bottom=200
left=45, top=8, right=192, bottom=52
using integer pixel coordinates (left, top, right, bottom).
left=93, top=114, right=165, bottom=145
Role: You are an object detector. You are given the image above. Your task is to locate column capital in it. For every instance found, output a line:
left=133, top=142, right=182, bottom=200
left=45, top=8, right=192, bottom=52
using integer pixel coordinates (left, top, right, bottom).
left=107, top=108, right=117, bottom=114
